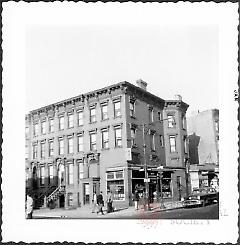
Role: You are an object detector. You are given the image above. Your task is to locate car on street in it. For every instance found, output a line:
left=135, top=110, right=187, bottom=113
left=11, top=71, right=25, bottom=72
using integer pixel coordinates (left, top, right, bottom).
left=183, top=187, right=219, bottom=208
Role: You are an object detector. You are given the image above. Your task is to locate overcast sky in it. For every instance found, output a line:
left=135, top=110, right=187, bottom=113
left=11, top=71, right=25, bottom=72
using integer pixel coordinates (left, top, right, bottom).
left=26, top=23, right=219, bottom=117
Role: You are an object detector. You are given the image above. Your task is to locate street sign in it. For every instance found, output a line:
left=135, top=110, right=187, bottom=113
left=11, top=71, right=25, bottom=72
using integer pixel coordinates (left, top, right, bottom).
left=144, top=178, right=150, bottom=182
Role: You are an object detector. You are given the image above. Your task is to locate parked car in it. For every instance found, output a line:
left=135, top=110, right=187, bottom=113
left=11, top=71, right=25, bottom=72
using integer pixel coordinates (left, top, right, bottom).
left=183, top=187, right=219, bottom=208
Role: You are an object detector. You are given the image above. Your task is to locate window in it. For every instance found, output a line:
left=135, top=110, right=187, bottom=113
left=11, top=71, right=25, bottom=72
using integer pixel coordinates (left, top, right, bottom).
left=25, top=127, right=29, bottom=137
left=114, top=127, right=122, bottom=147
left=90, top=132, right=97, bottom=151
left=68, top=163, right=74, bottom=185
left=25, top=144, right=29, bottom=159
left=215, top=121, right=219, bottom=133
left=68, top=193, right=74, bottom=206
left=67, top=137, right=74, bottom=154
left=114, top=101, right=121, bottom=117
left=49, top=141, right=54, bottom=157
left=41, top=121, right=46, bottom=134
left=90, top=107, right=96, bottom=123
left=33, top=123, right=38, bottom=136
left=102, top=130, right=109, bottom=149
left=68, top=114, right=74, bottom=128
left=106, top=170, right=124, bottom=200
left=59, top=138, right=64, bottom=155
left=169, top=135, right=177, bottom=153
left=59, top=116, right=64, bottom=130
left=33, top=144, right=37, bottom=159
left=184, top=136, right=187, bottom=154
left=158, top=112, right=162, bottom=121
left=77, top=134, right=84, bottom=152
left=48, top=165, right=53, bottom=184
left=79, top=161, right=84, bottom=179
left=130, top=101, right=135, bottom=117
left=149, top=108, right=154, bottom=123
left=40, top=166, right=45, bottom=186
left=150, top=133, right=155, bottom=151
left=159, top=135, right=164, bottom=147
left=182, top=116, right=186, bottom=130
left=130, top=128, right=136, bottom=146
left=40, top=142, right=45, bottom=158
left=77, top=110, right=84, bottom=126
left=168, top=115, right=175, bottom=128
left=49, top=118, right=54, bottom=133
left=101, top=104, right=108, bottom=120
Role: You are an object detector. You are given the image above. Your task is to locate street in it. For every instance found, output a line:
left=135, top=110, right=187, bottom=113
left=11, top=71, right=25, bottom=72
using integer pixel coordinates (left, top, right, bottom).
left=33, top=203, right=219, bottom=219
left=123, top=203, right=219, bottom=219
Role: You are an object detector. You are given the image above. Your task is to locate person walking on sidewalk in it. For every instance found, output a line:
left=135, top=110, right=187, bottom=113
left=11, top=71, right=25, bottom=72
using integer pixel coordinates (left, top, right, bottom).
left=91, top=192, right=97, bottom=213
left=106, top=190, right=113, bottom=213
left=97, top=191, right=104, bottom=215
left=26, top=193, right=34, bottom=219
left=133, top=190, right=140, bottom=210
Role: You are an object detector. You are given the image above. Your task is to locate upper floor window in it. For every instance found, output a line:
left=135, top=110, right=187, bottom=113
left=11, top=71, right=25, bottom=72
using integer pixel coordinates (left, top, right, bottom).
left=25, top=127, right=29, bottom=138
left=90, top=107, right=96, bottom=123
left=130, top=101, right=135, bottom=117
left=114, top=101, right=121, bottom=118
left=149, top=108, right=154, bottom=123
left=159, top=135, right=164, bottom=147
left=90, top=132, right=97, bottom=151
left=77, top=134, right=84, bottom=152
left=59, top=138, right=64, bottom=155
left=25, top=144, right=29, bottom=159
left=41, top=121, right=46, bottom=134
left=33, top=144, right=37, bottom=159
left=114, top=127, right=122, bottom=147
left=67, top=137, right=74, bottom=154
left=215, top=121, right=219, bottom=133
left=150, top=133, right=155, bottom=151
left=59, top=116, right=64, bottom=130
left=49, top=141, right=54, bottom=157
left=68, top=163, right=74, bottom=185
left=169, top=135, right=177, bottom=153
left=101, top=130, right=109, bottom=149
left=33, top=123, right=38, bottom=136
left=48, top=165, right=54, bottom=184
left=167, top=115, right=175, bottom=128
left=49, top=118, right=54, bottom=133
left=68, top=114, right=74, bottom=128
left=101, top=104, right=108, bottom=121
left=40, top=166, right=45, bottom=186
left=183, top=136, right=188, bottom=154
left=130, top=128, right=136, bottom=146
left=182, top=115, right=186, bottom=130
left=77, top=110, right=84, bottom=126
left=40, top=142, right=45, bottom=158
left=158, top=112, right=162, bottom=121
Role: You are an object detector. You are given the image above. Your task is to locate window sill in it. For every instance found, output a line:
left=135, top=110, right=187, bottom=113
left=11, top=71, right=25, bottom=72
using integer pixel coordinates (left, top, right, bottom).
left=68, top=126, right=74, bottom=129
left=151, top=149, right=156, bottom=153
left=114, top=115, right=122, bottom=119
left=101, top=147, right=110, bottom=151
left=101, top=118, right=109, bottom=122
left=130, top=115, right=136, bottom=119
left=114, top=146, right=123, bottom=149
left=89, top=121, right=97, bottom=124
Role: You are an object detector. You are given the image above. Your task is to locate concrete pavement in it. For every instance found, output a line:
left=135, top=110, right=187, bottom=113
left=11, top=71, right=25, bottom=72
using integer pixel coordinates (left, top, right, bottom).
left=33, top=201, right=184, bottom=219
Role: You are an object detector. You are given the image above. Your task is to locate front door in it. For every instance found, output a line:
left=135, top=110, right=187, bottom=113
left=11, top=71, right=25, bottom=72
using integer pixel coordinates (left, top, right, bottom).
left=58, top=163, right=65, bottom=186
left=83, top=183, right=90, bottom=205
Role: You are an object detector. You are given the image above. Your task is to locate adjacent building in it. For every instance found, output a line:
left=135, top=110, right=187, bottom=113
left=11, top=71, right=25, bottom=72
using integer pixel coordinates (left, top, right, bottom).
left=187, top=109, right=219, bottom=191
left=25, top=80, right=189, bottom=209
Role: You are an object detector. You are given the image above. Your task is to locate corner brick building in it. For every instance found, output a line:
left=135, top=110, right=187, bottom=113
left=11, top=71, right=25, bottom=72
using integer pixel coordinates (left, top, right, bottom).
left=25, top=80, right=189, bottom=209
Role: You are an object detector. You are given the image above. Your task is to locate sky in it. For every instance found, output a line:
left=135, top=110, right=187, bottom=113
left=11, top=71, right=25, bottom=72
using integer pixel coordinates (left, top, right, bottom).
left=26, top=24, right=219, bottom=116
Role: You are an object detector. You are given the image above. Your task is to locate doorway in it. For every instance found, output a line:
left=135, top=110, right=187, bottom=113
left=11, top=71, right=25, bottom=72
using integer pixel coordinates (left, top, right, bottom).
left=58, top=163, right=65, bottom=186
left=59, top=194, right=65, bottom=208
left=83, top=183, right=90, bottom=205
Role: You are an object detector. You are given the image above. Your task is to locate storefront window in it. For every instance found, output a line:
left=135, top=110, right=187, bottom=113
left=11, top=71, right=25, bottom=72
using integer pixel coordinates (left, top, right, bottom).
left=68, top=193, right=74, bottom=206
left=162, top=172, right=172, bottom=198
left=106, top=170, right=124, bottom=200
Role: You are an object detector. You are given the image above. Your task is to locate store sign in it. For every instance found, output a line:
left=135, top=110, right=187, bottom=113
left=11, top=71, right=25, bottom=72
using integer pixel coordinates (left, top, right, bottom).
left=125, top=148, right=132, bottom=161
left=144, top=178, right=150, bottom=183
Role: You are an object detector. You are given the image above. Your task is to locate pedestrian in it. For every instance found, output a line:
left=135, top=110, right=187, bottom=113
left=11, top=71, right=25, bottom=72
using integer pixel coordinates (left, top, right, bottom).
left=26, top=193, right=34, bottom=219
left=106, top=190, right=113, bottom=213
left=91, top=192, right=97, bottom=213
left=96, top=191, right=104, bottom=215
left=133, top=190, right=140, bottom=210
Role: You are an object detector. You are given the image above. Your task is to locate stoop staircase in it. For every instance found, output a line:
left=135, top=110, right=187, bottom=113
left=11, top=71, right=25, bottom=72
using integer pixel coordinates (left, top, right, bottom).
left=46, top=185, right=66, bottom=206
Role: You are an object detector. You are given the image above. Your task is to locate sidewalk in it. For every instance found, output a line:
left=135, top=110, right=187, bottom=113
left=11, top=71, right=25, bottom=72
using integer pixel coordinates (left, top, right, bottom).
left=33, top=201, right=184, bottom=219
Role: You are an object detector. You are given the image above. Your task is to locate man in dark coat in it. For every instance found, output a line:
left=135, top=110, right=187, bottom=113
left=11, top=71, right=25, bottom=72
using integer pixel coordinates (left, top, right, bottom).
left=97, top=191, right=104, bottom=215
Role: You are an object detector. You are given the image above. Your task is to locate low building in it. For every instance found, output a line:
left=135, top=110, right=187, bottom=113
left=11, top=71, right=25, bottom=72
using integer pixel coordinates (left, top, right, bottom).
left=187, top=109, right=219, bottom=191
left=25, top=80, right=189, bottom=209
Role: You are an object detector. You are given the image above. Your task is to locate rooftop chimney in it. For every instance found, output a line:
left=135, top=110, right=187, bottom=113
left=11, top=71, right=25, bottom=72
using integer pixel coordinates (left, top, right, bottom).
left=136, top=79, right=147, bottom=91
left=174, top=94, right=182, bottom=101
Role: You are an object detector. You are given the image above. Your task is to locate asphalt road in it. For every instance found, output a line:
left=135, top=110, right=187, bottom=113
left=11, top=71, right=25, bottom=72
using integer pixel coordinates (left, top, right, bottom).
left=126, top=203, right=219, bottom=219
